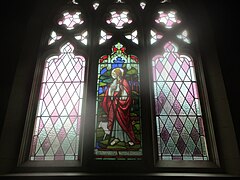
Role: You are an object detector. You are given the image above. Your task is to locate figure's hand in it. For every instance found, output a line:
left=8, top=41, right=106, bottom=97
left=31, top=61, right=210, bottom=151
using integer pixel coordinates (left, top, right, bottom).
left=110, top=79, right=117, bottom=90
left=110, top=84, right=117, bottom=90
left=119, top=84, right=124, bottom=91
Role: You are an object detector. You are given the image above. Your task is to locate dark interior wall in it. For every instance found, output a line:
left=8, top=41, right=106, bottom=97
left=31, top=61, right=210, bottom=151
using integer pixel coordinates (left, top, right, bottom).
left=2, top=0, right=239, bottom=151
left=2, top=0, right=37, bottom=133
left=201, top=0, right=239, bottom=149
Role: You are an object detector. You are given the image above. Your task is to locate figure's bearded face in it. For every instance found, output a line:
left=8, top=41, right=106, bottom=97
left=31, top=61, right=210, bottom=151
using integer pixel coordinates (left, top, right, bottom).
left=111, top=70, right=117, bottom=79
left=111, top=68, right=124, bottom=79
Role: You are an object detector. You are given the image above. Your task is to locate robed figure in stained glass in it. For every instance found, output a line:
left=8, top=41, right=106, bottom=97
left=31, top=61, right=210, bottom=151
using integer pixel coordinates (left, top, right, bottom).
left=95, top=43, right=142, bottom=160
left=101, top=67, right=140, bottom=146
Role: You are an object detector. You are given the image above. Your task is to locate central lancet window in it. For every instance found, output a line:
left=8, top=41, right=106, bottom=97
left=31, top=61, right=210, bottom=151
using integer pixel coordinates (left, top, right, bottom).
left=95, top=43, right=142, bottom=160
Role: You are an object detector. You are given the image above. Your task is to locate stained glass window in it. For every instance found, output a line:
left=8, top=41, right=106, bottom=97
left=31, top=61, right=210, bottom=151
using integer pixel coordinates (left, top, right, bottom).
left=160, top=0, right=171, bottom=3
left=48, top=31, right=62, bottom=45
left=93, top=2, right=99, bottom=10
left=106, top=11, right=132, bottom=29
left=75, top=31, right=88, bottom=45
left=58, top=11, right=84, bottom=30
left=140, top=1, right=146, bottom=10
left=150, top=29, right=163, bottom=45
left=116, top=0, right=124, bottom=3
left=125, top=30, right=138, bottom=44
left=99, top=30, right=112, bottom=45
left=30, top=43, right=85, bottom=160
left=152, top=42, right=209, bottom=160
left=72, top=0, right=78, bottom=5
left=155, top=11, right=181, bottom=29
left=94, top=43, right=142, bottom=160
left=23, top=0, right=215, bottom=167
left=177, top=30, right=191, bottom=44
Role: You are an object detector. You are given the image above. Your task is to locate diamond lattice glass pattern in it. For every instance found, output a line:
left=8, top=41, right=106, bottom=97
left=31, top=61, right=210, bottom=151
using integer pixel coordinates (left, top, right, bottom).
left=152, top=42, right=208, bottom=160
left=30, top=43, right=85, bottom=160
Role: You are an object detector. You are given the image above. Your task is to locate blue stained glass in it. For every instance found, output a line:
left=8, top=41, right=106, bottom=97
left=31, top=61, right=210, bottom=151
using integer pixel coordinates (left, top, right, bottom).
left=100, top=67, right=108, bottom=75
left=98, top=86, right=107, bottom=95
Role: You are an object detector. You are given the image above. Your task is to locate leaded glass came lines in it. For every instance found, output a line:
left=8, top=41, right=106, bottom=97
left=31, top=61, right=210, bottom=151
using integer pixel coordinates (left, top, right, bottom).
left=152, top=42, right=209, bottom=160
left=58, top=12, right=84, bottom=30
left=94, top=43, right=142, bottom=160
left=30, top=43, right=85, bottom=160
left=106, top=11, right=132, bottom=29
left=155, top=11, right=181, bottom=29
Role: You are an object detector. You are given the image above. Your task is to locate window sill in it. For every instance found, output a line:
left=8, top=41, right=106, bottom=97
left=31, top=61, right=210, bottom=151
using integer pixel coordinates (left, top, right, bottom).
left=155, top=160, right=219, bottom=168
left=1, top=172, right=237, bottom=179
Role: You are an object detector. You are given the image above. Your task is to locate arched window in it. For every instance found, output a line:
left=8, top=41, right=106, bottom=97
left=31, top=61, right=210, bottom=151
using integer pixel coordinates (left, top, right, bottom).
left=95, top=43, right=142, bottom=160
left=30, top=43, right=86, bottom=161
left=2, top=0, right=239, bottom=177
left=24, top=0, right=213, bottom=164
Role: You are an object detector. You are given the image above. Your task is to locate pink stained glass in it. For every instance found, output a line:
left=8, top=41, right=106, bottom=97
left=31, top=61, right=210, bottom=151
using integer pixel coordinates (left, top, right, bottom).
left=150, top=30, right=163, bottom=44
left=106, top=11, right=132, bottom=29
left=152, top=41, right=209, bottom=160
left=155, top=11, right=181, bottom=29
left=58, top=12, right=84, bottom=30
left=30, top=43, right=85, bottom=161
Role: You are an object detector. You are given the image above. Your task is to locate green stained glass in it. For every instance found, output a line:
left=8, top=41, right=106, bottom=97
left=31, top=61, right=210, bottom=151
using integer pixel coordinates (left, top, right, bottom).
left=95, top=42, right=142, bottom=160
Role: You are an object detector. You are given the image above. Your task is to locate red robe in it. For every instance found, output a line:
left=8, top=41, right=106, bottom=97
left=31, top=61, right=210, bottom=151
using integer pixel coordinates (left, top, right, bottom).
left=101, top=78, right=138, bottom=143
